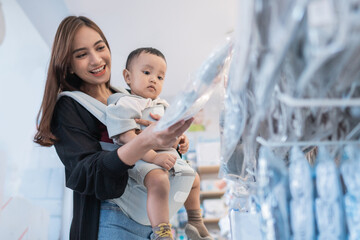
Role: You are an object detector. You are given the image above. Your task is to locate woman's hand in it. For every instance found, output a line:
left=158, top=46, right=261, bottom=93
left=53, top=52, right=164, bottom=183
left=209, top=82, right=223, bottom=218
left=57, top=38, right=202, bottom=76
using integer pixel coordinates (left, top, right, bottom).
left=141, top=118, right=194, bottom=150
left=117, top=117, right=193, bottom=166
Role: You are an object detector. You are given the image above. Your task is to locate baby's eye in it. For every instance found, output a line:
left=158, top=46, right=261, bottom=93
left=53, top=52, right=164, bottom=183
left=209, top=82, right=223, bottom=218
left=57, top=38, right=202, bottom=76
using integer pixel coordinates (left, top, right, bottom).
left=158, top=76, right=164, bottom=80
left=143, top=71, right=150, bottom=75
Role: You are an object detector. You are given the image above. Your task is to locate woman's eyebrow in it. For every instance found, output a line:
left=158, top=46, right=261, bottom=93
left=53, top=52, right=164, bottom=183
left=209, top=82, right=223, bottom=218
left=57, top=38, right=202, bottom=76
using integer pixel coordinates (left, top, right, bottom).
left=72, top=40, right=104, bottom=54
left=72, top=47, right=86, bottom=54
left=94, top=40, right=104, bottom=46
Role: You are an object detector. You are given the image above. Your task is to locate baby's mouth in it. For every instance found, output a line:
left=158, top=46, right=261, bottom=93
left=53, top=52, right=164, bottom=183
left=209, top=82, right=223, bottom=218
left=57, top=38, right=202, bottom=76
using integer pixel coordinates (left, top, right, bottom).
left=148, top=86, right=156, bottom=91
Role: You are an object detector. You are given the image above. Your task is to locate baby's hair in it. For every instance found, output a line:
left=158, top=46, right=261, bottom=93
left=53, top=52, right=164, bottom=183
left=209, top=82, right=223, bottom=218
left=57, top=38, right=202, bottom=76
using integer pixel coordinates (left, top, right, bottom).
left=126, top=47, right=166, bottom=70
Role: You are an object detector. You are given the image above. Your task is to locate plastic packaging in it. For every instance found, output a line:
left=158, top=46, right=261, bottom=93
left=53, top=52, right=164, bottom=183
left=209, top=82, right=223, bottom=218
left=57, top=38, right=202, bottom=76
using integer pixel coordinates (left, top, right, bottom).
left=155, top=39, right=233, bottom=131
left=228, top=181, right=261, bottom=240
left=219, top=0, right=255, bottom=166
left=177, top=206, right=188, bottom=229
left=315, top=146, right=345, bottom=240
left=220, top=69, right=247, bottom=165
left=253, top=0, right=308, bottom=116
left=288, top=147, right=315, bottom=240
left=341, top=145, right=360, bottom=240
left=257, top=146, right=290, bottom=240
left=297, top=0, right=348, bottom=97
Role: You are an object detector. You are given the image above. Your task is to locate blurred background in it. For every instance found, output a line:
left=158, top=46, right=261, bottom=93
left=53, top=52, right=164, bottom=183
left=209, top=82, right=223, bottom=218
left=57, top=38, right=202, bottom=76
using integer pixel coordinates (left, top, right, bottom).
left=0, top=0, right=236, bottom=239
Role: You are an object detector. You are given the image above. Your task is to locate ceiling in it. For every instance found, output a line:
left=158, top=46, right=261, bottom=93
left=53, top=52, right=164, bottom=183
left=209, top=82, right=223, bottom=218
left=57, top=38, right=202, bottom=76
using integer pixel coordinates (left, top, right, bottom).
left=16, top=0, right=237, bottom=99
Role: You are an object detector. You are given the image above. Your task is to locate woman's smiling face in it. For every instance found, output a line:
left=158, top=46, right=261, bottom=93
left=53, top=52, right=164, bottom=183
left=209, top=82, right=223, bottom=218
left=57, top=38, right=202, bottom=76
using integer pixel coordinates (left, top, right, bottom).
left=70, top=26, right=111, bottom=88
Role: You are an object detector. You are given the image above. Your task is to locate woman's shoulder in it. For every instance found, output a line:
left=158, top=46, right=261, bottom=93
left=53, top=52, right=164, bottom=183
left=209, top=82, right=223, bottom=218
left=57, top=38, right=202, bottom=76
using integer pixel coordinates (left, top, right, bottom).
left=54, top=95, right=98, bottom=126
left=56, top=95, right=85, bottom=113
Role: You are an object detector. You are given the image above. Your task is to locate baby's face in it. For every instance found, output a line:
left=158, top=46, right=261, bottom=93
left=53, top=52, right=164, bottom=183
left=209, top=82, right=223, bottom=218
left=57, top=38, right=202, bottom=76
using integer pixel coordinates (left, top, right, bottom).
left=126, top=52, right=166, bottom=100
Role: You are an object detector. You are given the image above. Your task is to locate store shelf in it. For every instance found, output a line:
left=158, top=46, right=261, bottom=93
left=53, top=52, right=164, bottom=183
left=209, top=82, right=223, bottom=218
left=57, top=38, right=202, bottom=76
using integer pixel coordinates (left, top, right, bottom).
left=197, top=165, right=220, bottom=175
left=200, top=190, right=226, bottom=199
left=203, top=217, right=221, bottom=224
left=196, top=164, right=225, bottom=234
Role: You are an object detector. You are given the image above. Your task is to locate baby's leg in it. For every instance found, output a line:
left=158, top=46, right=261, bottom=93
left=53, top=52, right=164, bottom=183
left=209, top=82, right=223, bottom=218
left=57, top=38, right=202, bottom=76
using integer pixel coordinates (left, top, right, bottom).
left=144, top=168, right=170, bottom=227
left=184, top=173, right=212, bottom=239
left=184, top=173, right=201, bottom=210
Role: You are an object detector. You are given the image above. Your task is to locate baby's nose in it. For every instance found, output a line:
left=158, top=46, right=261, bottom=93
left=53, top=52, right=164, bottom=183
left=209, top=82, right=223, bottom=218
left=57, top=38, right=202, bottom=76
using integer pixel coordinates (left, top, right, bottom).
left=150, top=76, right=156, bottom=83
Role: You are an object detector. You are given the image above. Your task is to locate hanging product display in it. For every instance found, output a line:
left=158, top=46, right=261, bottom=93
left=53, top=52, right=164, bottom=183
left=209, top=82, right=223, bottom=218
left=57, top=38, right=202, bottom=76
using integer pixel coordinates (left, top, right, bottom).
left=315, top=147, right=346, bottom=240
left=155, top=39, right=233, bottom=132
left=257, top=146, right=290, bottom=240
left=341, top=146, right=360, bottom=240
left=289, top=147, right=315, bottom=240
left=151, top=0, right=360, bottom=239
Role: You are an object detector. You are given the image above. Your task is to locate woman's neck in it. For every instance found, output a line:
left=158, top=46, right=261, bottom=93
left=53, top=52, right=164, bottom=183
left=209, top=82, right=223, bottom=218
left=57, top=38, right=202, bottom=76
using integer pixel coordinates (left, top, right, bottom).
left=80, top=84, right=112, bottom=104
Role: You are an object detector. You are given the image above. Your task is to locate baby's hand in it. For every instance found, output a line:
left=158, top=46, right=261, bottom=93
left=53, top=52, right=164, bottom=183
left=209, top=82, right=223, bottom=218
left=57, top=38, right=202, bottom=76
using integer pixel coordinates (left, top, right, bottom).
left=152, top=153, right=177, bottom=170
left=177, top=135, right=189, bottom=154
left=134, top=113, right=162, bottom=135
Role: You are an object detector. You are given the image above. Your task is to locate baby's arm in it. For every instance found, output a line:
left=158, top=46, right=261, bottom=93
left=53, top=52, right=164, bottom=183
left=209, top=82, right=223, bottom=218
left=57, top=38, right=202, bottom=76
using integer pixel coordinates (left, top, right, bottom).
left=117, top=130, right=177, bottom=170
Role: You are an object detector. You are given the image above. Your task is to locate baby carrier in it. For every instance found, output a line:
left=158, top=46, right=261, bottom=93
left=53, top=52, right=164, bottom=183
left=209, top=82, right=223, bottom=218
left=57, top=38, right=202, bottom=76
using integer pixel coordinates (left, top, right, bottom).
left=58, top=88, right=196, bottom=226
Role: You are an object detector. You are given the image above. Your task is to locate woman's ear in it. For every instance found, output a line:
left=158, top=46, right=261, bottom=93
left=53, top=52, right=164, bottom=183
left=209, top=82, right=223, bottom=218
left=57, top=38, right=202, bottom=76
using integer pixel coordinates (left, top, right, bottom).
left=68, top=66, right=74, bottom=74
left=123, top=69, right=131, bottom=85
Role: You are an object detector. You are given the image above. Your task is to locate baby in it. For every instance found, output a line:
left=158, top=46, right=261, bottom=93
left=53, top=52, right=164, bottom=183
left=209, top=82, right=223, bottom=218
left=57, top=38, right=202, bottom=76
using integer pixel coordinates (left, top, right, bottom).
left=106, top=48, right=212, bottom=240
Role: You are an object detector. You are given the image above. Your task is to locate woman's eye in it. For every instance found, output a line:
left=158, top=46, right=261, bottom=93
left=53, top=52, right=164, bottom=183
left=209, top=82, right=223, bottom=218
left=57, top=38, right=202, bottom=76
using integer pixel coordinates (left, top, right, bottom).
left=97, top=45, right=105, bottom=51
left=76, top=53, right=86, bottom=59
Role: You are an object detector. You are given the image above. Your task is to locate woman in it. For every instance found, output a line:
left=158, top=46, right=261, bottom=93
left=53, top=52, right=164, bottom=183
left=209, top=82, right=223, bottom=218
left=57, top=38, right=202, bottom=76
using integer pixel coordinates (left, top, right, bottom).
left=34, top=16, right=193, bottom=240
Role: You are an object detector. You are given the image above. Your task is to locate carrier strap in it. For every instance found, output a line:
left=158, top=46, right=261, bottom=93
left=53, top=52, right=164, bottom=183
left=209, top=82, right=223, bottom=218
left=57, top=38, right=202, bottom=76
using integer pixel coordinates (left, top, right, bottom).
left=58, top=86, right=128, bottom=126
left=58, top=91, right=107, bottom=125
left=100, top=141, right=119, bottom=151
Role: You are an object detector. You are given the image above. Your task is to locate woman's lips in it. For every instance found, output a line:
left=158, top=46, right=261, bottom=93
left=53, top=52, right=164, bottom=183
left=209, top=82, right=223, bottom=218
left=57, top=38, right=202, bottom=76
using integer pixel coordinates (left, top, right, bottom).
left=90, top=65, right=106, bottom=77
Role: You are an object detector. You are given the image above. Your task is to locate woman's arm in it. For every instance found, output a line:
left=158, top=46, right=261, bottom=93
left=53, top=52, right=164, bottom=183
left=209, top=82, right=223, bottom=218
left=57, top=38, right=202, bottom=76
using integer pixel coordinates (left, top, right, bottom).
left=53, top=97, right=193, bottom=200
left=117, top=130, right=177, bottom=170
left=52, top=97, right=132, bottom=200
left=118, top=116, right=193, bottom=166
left=116, top=130, right=158, bottom=162
left=107, top=96, right=193, bottom=166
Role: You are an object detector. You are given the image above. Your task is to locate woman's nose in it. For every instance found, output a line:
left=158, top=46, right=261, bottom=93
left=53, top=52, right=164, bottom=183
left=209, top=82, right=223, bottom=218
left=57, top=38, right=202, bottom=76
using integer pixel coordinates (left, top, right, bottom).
left=90, top=52, right=102, bottom=65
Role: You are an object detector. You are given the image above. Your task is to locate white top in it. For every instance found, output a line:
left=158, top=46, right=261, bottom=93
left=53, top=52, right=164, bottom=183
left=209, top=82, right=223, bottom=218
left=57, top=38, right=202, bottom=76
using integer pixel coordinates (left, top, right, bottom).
left=106, top=92, right=169, bottom=139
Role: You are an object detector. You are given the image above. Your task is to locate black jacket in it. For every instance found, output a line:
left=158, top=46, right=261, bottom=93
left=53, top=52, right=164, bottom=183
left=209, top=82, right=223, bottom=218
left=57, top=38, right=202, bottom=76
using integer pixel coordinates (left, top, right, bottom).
left=52, top=96, right=133, bottom=240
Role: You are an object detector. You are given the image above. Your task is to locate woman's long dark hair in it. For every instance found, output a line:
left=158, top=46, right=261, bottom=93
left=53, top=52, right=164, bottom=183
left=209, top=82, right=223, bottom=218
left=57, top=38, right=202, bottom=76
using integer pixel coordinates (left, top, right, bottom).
left=34, top=16, right=111, bottom=146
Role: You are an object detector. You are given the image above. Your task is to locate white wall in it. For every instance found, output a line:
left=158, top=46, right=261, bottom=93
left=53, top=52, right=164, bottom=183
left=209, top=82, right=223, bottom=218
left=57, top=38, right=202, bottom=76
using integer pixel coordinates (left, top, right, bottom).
left=0, top=0, right=51, bottom=198
left=0, top=0, right=66, bottom=239
left=0, top=0, right=236, bottom=238
left=18, top=0, right=237, bottom=100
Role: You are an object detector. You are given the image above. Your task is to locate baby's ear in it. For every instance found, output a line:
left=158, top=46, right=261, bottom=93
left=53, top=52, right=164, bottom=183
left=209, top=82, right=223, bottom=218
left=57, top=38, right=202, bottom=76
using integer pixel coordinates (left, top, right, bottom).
left=123, top=69, right=131, bottom=85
